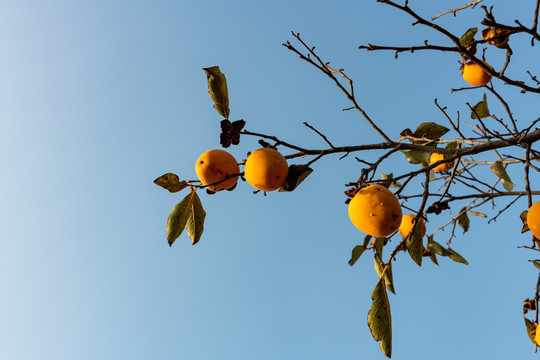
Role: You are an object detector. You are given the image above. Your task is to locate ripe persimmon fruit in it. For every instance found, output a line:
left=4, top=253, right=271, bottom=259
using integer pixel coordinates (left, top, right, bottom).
left=430, top=153, right=454, bottom=172
left=527, top=200, right=540, bottom=239
left=536, top=324, right=540, bottom=346
left=462, top=61, right=492, bottom=86
left=244, top=148, right=289, bottom=191
left=348, top=184, right=402, bottom=237
left=398, top=214, right=426, bottom=238
left=195, top=149, right=239, bottom=191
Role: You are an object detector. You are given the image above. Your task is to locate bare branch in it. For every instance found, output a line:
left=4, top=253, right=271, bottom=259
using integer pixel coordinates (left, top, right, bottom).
left=431, top=0, right=483, bottom=20
left=304, top=122, right=335, bottom=149
left=283, top=33, right=393, bottom=143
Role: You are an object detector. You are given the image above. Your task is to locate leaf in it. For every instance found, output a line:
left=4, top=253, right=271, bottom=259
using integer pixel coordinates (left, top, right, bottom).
left=406, top=221, right=423, bottom=266
left=457, top=207, right=470, bottom=234
left=427, top=236, right=468, bottom=265
left=367, top=273, right=392, bottom=358
left=279, top=165, right=313, bottom=192
left=521, top=210, right=530, bottom=234
left=482, top=27, right=510, bottom=48
left=381, top=173, right=402, bottom=189
left=348, top=245, right=366, bottom=267
left=445, top=142, right=458, bottom=150
left=523, top=298, right=535, bottom=314
left=491, top=161, right=515, bottom=191
left=447, top=247, right=469, bottom=265
left=154, top=173, right=189, bottom=193
left=401, top=149, right=431, bottom=164
left=460, top=27, right=478, bottom=46
left=412, top=122, right=450, bottom=142
left=203, top=66, right=230, bottom=119
left=166, top=190, right=206, bottom=246
left=471, top=93, right=490, bottom=119
left=363, top=235, right=373, bottom=248
left=374, top=237, right=385, bottom=260
left=374, top=253, right=395, bottom=294
left=428, top=252, right=439, bottom=266
left=185, top=191, right=206, bottom=245
left=524, top=317, right=537, bottom=344
left=427, top=236, right=451, bottom=257
left=529, top=260, right=540, bottom=270
left=470, top=211, right=487, bottom=218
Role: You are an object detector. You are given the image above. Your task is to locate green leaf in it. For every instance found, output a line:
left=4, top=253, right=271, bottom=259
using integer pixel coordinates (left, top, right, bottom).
left=374, top=253, right=395, bottom=294
left=166, top=190, right=206, bottom=246
left=529, top=260, right=540, bottom=270
left=367, top=273, right=392, bottom=358
left=428, top=252, right=439, bottom=266
left=447, top=247, right=469, bottom=265
left=491, top=161, right=515, bottom=191
left=349, top=245, right=366, bottom=267
left=406, top=221, right=424, bottom=266
left=445, top=142, right=458, bottom=150
left=203, top=66, right=230, bottom=119
left=427, top=236, right=451, bottom=257
left=524, top=317, right=537, bottom=344
left=279, top=164, right=313, bottom=192
left=457, top=207, right=470, bottom=234
left=185, top=191, right=206, bottom=245
left=412, top=122, right=450, bottom=142
left=471, top=93, right=490, bottom=119
left=380, top=173, right=402, bottom=189
left=460, top=27, right=478, bottom=46
left=401, top=149, right=431, bottom=164
left=154, top=173, right=189, bottom=193
left=374, top=237, right=385, bottom=260
left=363, top=235, right=373, bottom=248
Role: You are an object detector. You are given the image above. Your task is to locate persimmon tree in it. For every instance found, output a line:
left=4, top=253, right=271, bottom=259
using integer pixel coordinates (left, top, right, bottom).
left=154, top=0, right=540, bottom=357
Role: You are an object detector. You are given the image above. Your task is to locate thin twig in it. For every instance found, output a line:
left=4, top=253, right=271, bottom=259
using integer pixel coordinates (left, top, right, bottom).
left=526, top=143, right=533, bottom=207
left=431, top=0, right=483, bottom=20
left=486, top=84, right=518, bottom=133
left=304, top=122, right=335, bottom=149
left=284, top=33, right=392, bottom=143
left=488, top=195, right=522, bottom=224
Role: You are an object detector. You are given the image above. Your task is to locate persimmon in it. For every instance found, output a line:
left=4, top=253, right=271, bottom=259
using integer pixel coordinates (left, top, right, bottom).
left=195, top=149, right=239, bottom=191
left=527, top=200, right=540, bottom=239
left=244, top=148, right=289, bottom=191
left=348, top=184, right=402, bottom=237
left=536, top=324, right=540, bottom=346
left=430, top=153, right=454, bottom=172
left=398, top=214, right=426, bottom=238
left=462, top=61, right=492, bottom=86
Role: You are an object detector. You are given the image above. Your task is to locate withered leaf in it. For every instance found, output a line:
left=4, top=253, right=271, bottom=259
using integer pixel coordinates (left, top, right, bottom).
left=279, top=164, right=313, bottom=192
left=154, top=173, right=189, bottom=193
left=457, top=207, right=470, bottom=234
left=203, top=66, right=230, bottom=119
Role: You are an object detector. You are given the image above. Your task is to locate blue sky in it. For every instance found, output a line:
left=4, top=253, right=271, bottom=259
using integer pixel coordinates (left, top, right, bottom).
left=1, top=0, right=539, bottom=359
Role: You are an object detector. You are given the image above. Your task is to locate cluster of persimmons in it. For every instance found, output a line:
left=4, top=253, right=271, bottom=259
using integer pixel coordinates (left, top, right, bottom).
left=194, top=147, right=451, bottom=240
left=195, top=147, right=289, bottom=193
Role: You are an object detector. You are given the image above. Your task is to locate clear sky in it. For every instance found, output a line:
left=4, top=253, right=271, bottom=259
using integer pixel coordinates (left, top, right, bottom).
left=1, top=0, right=539, bottom=359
